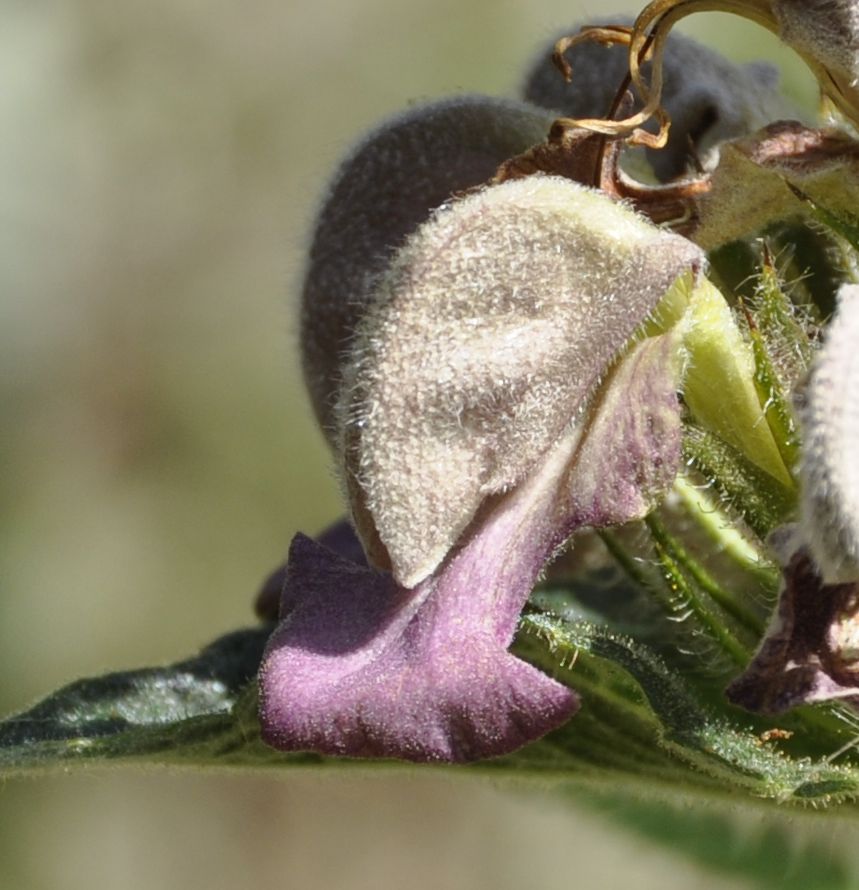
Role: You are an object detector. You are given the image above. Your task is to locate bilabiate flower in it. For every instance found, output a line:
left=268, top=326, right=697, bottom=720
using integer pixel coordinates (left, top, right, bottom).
left=258, top=2, right=859, bottom=762
left=258, top=94, right=708, bottom=762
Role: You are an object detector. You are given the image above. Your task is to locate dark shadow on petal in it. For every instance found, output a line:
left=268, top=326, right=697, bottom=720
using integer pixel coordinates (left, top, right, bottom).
left=254, top=519, right=367, bottom=621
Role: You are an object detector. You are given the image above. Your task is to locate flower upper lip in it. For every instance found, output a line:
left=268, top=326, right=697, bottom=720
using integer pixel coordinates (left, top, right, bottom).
left=336, top=176, right=703, bottom=588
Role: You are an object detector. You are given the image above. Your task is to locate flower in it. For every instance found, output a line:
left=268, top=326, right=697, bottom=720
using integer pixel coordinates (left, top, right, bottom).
left=799, top=284, right=859, bottom=586
left=259, top=94, right=705, bottom=762
left=727, top=547, right=859, bottom=714
left=258, top=3, right=859, bottom=763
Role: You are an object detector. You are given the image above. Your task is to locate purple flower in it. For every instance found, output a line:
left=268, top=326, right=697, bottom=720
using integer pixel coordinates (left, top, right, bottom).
left=260, top=330, right=688, bottom=761
left=799, top=285, right=859, bottom=585
left=259, top=97, right=704, bottom=762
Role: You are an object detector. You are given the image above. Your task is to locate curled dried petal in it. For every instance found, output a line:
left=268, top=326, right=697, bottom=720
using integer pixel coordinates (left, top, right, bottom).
left=522, top=19, right=791, bottom=181
left=601, top=1, right=859, bottom=129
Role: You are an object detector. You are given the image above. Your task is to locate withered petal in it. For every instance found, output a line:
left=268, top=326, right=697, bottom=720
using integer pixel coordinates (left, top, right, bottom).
left=727, top=549, right=859, bottom=714
left=522, top=18, right=792, bottom=181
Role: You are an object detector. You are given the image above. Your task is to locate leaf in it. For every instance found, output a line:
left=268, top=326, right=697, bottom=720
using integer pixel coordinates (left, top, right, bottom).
left=515, top=611, right=859, bottom=805
left=0, top=628, right=279, bottom=775
left=5, top=607, right=859, bottom=815
left=785, top=181, right=859, bottom=255
left=582, top=791, right=855, bottom=890
left=693, top=122, right=859, bottom=251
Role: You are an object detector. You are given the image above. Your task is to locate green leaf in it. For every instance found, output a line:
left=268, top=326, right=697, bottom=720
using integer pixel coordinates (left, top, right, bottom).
left=0, top=627, right=283, bottom=774
left=5, top=606, right=859, bottom=890
left=785, top=182, right=859, bottom=257
left=514, top=612, right=859, bottom=805
left=751, top=248, right=816, bottom=378
left=4, top=609, right=859, bottom=814
left=746, top=311, right=800, bottom=475
left=581, top=791, right=855, bottom=890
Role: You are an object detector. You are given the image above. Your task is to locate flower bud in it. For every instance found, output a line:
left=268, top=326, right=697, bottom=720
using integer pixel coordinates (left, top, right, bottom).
left=800, top=283, right=859, bottom=584
left=301, top=95, right=553, bottom=439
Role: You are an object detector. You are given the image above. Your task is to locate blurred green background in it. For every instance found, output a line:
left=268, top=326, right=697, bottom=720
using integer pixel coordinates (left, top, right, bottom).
left=0, top=2, right=819, bottom=887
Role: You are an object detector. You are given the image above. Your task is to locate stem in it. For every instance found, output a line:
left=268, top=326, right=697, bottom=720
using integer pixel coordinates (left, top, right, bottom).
left=646, top=512, right=764, bottom=637
left=644, top=515, right=751, bottom=667
left=600, top=525, right=751, bottom=667
left=672, top=475, right=777, bottom=587
left=682, top=424, right=795, bottom=540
